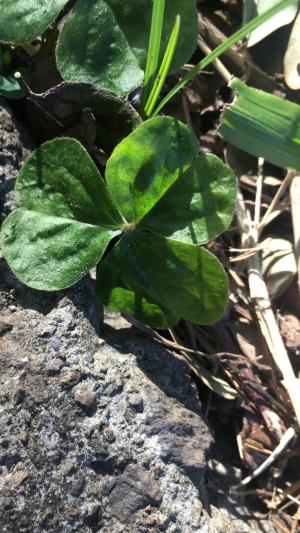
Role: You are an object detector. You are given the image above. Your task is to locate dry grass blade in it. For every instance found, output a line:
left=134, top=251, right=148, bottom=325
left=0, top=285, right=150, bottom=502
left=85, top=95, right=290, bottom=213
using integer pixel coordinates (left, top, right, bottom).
left=290, top=175, right=300, bottom=297
left=236, top=189, right=300, bottom=428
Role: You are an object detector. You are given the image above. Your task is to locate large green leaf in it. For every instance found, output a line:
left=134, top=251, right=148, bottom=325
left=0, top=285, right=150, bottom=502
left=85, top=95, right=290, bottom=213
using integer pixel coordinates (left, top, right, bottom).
left=220, top=78, right=300, bottom=172
left=0, top=0, right=68, bottom=43
left=16, top=137, right=123, bottom=228
left=56, top=0, right=198, bottom=95
left=96, top=240, right=178, bottom=328
left=105, top=116, right=198, bottom=223
left=0, top=208, right=115, bottom=290
left=140, top=153, right=236, bottom=245
left=119, top=231, right=228, bottom=325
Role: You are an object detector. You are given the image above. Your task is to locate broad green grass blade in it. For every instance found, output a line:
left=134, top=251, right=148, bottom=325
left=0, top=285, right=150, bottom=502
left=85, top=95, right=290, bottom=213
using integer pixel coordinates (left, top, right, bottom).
left=219, top=78, right=300, bottom=172
left=141, top=0, right=165, bottom=109
left=144, top=15, right=181, bottom=117
left=152, top=0, right=294, bottom=115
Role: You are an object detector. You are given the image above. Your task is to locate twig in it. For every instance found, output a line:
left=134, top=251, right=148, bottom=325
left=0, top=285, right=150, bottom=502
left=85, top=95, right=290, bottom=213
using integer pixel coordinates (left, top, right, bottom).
left=231, top=427, right=295, bottom=491
left=121, top=312, right=245, bottom=362
left=258, top=169, right=296, bottom=234
left=254, top=157, right=264, bottom=227
left=290, top=175, right=300, bottom=297
left=180, top=92, right=194, bottom=132
left=197, top=37, right=231, bottom=83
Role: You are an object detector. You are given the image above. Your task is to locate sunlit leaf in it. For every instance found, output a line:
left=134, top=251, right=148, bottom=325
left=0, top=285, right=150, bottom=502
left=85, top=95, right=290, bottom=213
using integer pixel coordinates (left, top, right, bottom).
left=56, top=0, right=198, bottom=95
left=220, top=78, right=300, bottom=172
left=0, top=0, right=68, bottom=43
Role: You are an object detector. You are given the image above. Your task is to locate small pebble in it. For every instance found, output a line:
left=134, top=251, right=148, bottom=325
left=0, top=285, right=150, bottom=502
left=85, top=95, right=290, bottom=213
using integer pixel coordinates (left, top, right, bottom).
left=74, top=388, right=96, bottom=408
left=103, top=426, right=115, bottom=443
left=45, top=359, right=63, bottom=376
left=84, top=354, right=94, bottom=364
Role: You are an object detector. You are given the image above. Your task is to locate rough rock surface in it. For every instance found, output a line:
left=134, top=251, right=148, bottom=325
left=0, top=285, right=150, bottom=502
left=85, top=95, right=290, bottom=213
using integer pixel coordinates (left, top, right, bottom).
left=0, top=100, right=275, bottom=532
left=0, top=261, right=212, bottom=532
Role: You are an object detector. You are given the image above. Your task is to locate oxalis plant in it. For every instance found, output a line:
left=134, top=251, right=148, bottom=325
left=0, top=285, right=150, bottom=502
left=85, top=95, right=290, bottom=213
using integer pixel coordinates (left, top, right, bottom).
left=0, top=116, right=236, bottom=329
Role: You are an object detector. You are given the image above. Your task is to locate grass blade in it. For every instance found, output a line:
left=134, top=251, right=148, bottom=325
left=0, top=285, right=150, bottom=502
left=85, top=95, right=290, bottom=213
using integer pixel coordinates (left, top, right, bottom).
left=219, top=78, right=300, bottom=172
left=144, top=15, right=181, bottom=117
left=140, top=0, right=165, bottom=110
left=152, top=0, right=294, bottom=115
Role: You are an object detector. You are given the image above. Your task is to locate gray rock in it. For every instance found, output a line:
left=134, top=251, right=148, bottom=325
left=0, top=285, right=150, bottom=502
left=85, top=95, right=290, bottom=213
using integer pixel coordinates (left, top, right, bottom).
left=0, top=100, right=275, bottom=533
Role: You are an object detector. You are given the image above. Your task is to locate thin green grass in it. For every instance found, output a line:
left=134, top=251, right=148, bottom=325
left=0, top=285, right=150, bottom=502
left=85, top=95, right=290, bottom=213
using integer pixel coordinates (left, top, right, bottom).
left=144, top=15, right=181, bottom=117
left=151, top=0, right=293, bottom=116
left=140, top=0, right=165, bottom=111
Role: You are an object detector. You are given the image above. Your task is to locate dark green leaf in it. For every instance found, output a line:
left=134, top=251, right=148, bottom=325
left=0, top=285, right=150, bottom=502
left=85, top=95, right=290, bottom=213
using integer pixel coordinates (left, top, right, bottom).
left=0, top=0, right=68, bottom=43
left=105, top=116, right=198, bottom=223
left=56, top=0, right=198, bottom=95
left=119, top=231, right=228, bottom=325
left=16, top=137, right=123, bottom=228
left=0, top=74, right=25, bottom=99
left=0, top=208, right=115, bottom=290
left=28, top=81, right=142, bottom=153
left=140, top=153, right=236, bottom=245
left=96, top=240, right=178, bottom=328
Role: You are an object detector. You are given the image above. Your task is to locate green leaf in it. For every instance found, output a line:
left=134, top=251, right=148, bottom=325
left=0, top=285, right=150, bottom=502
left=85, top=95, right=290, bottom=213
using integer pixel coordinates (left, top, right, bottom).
left=105, top=116, right=198, bottom=223
left=0, top=208, right=116, bottom=290
left=140, top=153, right=236, bottom=245
left=219, top=78, right=300, bottom=172
left=56, top=0, right=198, bottom=95
left=119, top=231, right=228, bottom=325
left=0, top=137, right=122, bottom=290
left=0, top=0, right=68, bottom=43
left=96, top=240, right=178, bottom=328
left=16, top=137, right=123, bottom=228
left=0, top=74, right=25, bottom=99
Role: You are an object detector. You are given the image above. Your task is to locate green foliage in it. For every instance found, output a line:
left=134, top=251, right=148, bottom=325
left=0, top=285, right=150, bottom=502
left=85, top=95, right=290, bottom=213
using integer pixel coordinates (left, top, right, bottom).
left=56, top=0, right=198, bottom=95
left=0, top=0, right=198, bottom=97
left=219, top=78, right=300, bottom=172
left=0, top=116, right=236, bottom=328
left=0, top=0, right=68, bottom=43
left=152, top=0, right=294, bottom=115
left=0, top=47, right=25, bottom=99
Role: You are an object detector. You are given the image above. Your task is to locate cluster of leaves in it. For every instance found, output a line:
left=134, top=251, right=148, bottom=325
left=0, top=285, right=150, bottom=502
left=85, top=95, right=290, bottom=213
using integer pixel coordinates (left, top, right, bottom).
left=0, top=0, right=198, bottom=96
left=0, top=116, right=236, bottom=328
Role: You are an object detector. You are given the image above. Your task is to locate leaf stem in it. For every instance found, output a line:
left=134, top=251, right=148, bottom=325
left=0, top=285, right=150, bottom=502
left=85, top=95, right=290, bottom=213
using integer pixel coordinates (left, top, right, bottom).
left=152, top=0, right=294, bottom=115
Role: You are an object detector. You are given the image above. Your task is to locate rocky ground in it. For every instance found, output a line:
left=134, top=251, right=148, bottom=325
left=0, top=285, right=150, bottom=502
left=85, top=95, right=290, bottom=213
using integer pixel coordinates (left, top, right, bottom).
left=0, top=100, right=275, bottom=532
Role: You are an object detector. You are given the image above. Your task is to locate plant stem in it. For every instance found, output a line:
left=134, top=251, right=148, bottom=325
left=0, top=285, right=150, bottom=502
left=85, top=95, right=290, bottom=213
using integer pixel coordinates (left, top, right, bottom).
left=140, top=0, right=165, bottom=111
left=144, top=15, right=181, bottom=117
left=152, top=0, right=293, bottom=115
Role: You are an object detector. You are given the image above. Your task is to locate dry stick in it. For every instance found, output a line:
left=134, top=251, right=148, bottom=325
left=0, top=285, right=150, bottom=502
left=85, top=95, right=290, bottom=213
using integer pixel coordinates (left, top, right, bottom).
left=254, top=157, right=264, bottom=227
left=290, top=175, right=300, bottom=297
left=258, top=169, right=296, bottom=235
left=197, top=37, right=231, bottom=83
left=237, top=190, right=300, bottom=428
left=231, top=426, right=295, bottom=490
